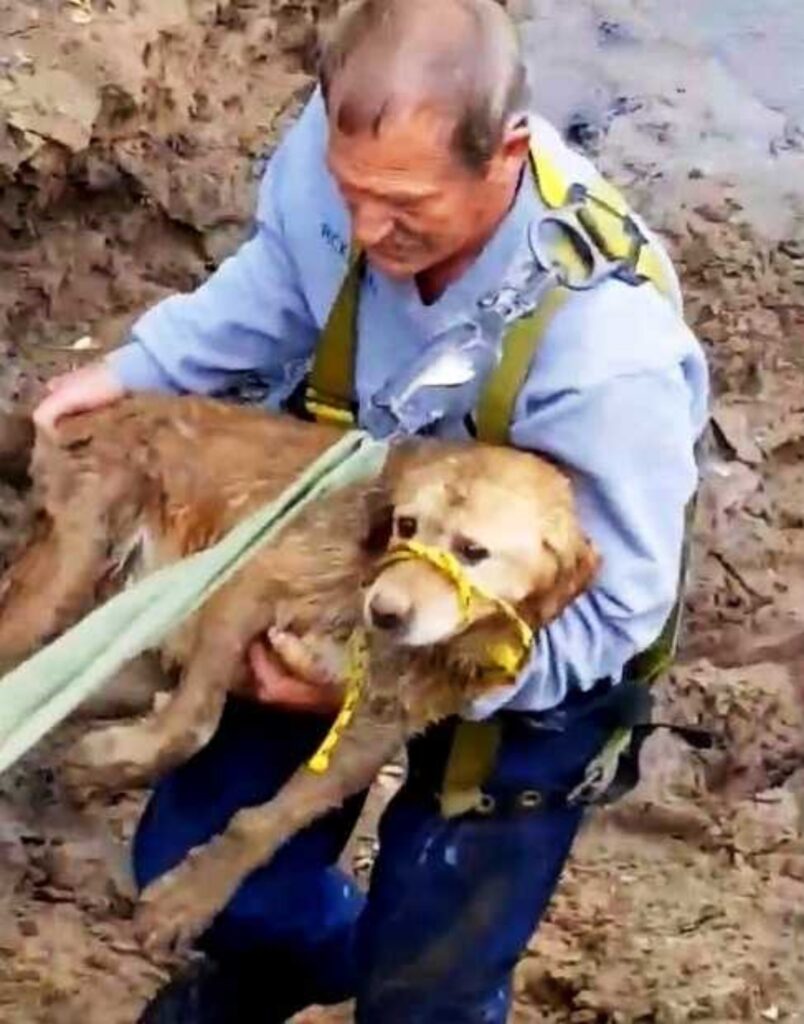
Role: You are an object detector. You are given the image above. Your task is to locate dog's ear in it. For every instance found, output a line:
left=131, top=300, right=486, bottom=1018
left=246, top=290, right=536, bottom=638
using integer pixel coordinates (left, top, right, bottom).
left=361, top=485, right=395, bottom=555
left=518, top=516, right=601, bottom=629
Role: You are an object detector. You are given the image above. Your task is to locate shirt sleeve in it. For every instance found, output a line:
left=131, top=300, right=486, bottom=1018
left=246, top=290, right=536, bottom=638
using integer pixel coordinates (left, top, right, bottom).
left=469, top=360, right=704, bottom=719
left=106, top=107, right=321, bottom=398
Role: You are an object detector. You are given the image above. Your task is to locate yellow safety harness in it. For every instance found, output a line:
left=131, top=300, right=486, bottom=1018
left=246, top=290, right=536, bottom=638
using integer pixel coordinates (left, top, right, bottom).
left=299, top=141, right=693, bottom=812
left=303, top=143, right=675, bottom=441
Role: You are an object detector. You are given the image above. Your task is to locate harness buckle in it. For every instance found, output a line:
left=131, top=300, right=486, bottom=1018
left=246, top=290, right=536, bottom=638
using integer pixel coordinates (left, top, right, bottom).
left=304, top=386, right=358, bottom=429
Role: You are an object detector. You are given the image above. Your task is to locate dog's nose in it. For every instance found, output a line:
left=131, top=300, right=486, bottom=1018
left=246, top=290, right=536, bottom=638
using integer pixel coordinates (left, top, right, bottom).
left=368, top=592, right=411, bottom=633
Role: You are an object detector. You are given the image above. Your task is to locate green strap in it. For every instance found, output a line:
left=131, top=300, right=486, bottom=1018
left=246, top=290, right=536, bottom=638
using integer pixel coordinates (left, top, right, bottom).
left=305, top=251, right=364, bottom=425
left=0, top=431, right=389, bottom=775
left=475, top=287, right=572, bottom=445
left=439, top=720, right=502, bottom=819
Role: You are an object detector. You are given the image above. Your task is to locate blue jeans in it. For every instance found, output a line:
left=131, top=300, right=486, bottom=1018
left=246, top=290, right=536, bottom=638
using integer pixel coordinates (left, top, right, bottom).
left=133, top=697, right=612, bottom=1023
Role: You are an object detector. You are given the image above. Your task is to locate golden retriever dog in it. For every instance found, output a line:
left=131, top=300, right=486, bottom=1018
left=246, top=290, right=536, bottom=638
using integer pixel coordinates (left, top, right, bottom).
left=0, top=394, right=598, bottom=949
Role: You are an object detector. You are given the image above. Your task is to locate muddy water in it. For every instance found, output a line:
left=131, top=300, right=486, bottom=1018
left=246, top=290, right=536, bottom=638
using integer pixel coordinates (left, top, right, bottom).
left=519, top=0, right=804, bottom=235
left=678, top=0, right=804, bottom=123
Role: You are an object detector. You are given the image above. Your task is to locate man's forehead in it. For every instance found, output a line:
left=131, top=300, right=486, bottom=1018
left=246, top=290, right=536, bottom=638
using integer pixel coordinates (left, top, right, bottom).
left=327, top=105, right=462, bottom=183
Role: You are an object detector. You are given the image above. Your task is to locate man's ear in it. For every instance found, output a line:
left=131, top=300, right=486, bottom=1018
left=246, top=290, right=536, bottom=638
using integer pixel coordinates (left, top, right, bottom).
left=500, top=118, right=531, bottom=164
left=518, top=517, right=601, bottom=629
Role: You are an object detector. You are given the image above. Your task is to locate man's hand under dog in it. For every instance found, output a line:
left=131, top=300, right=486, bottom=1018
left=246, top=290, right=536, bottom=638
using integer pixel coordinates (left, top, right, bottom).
left=34, top=361, right=126, bottom=432
left=246, top=630, right=344, bottom=714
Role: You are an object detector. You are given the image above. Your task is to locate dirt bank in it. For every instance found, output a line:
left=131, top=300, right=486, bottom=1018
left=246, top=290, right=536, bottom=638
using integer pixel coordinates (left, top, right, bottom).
left=1, top=2, right=803, bottom=1022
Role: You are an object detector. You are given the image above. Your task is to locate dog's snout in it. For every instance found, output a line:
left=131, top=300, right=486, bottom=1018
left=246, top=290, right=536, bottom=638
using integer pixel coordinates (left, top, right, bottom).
left=368, top=591, right=412, bottom=633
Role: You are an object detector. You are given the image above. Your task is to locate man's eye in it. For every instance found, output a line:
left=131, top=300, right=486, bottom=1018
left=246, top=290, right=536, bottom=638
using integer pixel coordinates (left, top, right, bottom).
left=396, top=516, right=417, bottom=539
left=455, top=538, right=490, bottom=565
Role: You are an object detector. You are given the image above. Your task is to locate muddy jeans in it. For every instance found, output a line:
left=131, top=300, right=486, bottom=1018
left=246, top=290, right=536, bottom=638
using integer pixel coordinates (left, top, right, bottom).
left=133, top=695, right=613, bottom=1023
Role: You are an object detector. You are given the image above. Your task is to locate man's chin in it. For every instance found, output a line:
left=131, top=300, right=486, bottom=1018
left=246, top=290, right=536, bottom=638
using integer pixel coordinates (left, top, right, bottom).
left=367, top=249, right=429, bottom=279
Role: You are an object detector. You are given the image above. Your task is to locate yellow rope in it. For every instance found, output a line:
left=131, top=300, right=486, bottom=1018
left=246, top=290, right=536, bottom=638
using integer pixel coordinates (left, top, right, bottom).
left=306, top=542, right=535, bottom=773
left=379, top=541, right=534, bottom=676
left=307, top=629, right=368, bottom=774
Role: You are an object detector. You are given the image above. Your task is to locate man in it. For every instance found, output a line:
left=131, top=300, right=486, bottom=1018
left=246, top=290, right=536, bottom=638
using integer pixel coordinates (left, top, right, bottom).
left=36, top=0, right=709, bottom=1021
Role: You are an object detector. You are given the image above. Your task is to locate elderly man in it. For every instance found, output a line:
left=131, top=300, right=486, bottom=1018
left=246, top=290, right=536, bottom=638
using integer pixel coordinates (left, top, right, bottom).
left=37, top=0, right=708, bottom=1021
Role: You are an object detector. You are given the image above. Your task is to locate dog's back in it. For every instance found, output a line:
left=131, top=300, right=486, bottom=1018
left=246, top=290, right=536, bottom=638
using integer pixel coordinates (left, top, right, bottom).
left=0, top=396, right=346, bottom=667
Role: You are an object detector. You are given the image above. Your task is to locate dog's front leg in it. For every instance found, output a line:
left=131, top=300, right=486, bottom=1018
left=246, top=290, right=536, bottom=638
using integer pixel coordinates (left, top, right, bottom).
left=134, top=687, right=408, bottom=953
left=63, top=662, right=232, bottom=796
left=63, top=587, right=266, bottom=796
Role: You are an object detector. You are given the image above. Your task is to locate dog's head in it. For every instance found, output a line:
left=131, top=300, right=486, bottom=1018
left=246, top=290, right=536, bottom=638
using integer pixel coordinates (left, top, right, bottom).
left=362, top=442, right=600, bottom=647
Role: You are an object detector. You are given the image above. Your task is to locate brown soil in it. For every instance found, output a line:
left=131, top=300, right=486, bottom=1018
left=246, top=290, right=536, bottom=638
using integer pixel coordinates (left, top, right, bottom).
left=1, top=2, right=803, bottom=1022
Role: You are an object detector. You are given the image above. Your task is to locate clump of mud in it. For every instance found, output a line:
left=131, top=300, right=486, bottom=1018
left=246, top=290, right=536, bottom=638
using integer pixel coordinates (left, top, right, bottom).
left=1, top=2, right=804, bottom=1023
left=0, top=0, right=333, bottom=394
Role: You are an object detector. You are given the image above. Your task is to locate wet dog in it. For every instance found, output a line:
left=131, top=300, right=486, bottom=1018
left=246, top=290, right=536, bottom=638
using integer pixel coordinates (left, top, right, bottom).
left=0, top=394, right=598, bottom=948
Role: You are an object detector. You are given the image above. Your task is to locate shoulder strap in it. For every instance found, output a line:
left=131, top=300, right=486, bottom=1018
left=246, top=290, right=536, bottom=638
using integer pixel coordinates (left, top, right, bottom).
left=304, top=250, right=364, bottom=428
left=474, top=145, right=675, bottom=445
left=475, top=288, right=571, bottom=445
left=528, top=146, right=674, bottom=301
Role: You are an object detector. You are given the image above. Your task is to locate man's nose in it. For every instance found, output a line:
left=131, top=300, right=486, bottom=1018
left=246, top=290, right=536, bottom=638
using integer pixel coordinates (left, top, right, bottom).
left=351, top=200, right=394, bottom=249
left=368, top=590, right=412, bottom=633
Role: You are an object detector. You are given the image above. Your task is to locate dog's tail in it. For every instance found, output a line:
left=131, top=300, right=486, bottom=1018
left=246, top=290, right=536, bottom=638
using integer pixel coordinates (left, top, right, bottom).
left=0, top=410, right=35, bottom=488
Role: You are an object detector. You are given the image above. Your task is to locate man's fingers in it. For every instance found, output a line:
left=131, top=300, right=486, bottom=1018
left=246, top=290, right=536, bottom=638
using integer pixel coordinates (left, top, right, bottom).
left=247, top=639, right=342, bottom=715
left=247, top=639, right=285, bottom=695
left=32, top=393, right=64, bottom=434
left=267, top=627, right=334, bottom=686
left=32, top=362, right=125, bottom=433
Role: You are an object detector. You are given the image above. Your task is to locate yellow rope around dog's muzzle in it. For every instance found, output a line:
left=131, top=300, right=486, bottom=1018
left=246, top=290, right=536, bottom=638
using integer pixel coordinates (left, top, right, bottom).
left=306, top=541, right=534, bottom=774
left=377, top=540, right=535, bottom=679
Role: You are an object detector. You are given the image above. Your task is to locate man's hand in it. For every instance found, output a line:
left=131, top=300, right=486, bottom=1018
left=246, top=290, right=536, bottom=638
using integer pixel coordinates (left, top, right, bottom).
left=246, top=630, right=344, bottom=715
left=33, top=361, right=126, bottom=433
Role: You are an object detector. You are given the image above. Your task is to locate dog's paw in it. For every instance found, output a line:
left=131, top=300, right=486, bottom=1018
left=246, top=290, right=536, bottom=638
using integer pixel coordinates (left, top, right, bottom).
left=134, top=851, right=236, bottom=955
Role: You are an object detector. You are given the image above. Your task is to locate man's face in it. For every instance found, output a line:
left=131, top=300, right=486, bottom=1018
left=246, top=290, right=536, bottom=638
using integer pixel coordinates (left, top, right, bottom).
left=326, top=106, right=512, bottom=279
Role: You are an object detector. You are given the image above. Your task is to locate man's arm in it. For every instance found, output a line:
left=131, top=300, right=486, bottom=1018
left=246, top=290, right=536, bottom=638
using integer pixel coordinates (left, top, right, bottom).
left=35, top=99, right=323, bottom=428
left=470, top=359, right=705, bottom=719
left=108, top=139, right=319, bottom=397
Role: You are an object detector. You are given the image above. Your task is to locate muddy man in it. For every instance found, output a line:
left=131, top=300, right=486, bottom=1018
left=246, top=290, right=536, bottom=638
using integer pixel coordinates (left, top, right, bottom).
left=35, top=0, right=709, bottom=1020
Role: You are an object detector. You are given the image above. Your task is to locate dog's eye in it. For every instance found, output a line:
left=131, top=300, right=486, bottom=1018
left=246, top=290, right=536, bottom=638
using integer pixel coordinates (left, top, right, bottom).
left=455, top=538, right=489, bottom=565
left=396, top=516, right=417, bottom=539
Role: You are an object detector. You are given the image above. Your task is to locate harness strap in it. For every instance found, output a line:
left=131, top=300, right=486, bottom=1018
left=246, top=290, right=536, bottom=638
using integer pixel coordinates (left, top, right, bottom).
left=439, top=721, right=502, bottom=819
left=475, top=287, right=572, bottom=445
left=305, top=250, right=364, bottom=427
left=528, top=147, right=672, bottom=300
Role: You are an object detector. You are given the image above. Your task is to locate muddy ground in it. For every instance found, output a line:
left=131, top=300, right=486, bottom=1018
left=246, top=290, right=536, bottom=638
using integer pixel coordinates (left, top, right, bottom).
left=1, top=1, right=803, bottom=1022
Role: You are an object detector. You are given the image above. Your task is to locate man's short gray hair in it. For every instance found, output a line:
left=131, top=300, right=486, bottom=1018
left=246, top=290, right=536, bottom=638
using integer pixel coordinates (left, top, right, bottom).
left=319, top=0, right=529, bottom=173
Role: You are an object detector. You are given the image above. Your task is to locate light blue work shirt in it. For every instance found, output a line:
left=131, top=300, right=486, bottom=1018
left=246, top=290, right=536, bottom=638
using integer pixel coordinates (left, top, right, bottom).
left=108, top=90, right=709, bottom=718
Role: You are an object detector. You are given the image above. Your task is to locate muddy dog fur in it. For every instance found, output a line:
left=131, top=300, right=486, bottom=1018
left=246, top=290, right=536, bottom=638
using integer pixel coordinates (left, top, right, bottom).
left=0, top=395, right=598, bottom=950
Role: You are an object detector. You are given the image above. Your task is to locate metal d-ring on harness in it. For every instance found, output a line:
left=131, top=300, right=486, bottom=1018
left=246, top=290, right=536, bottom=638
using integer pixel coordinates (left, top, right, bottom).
left=294, top=140, right=702, bottom=817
